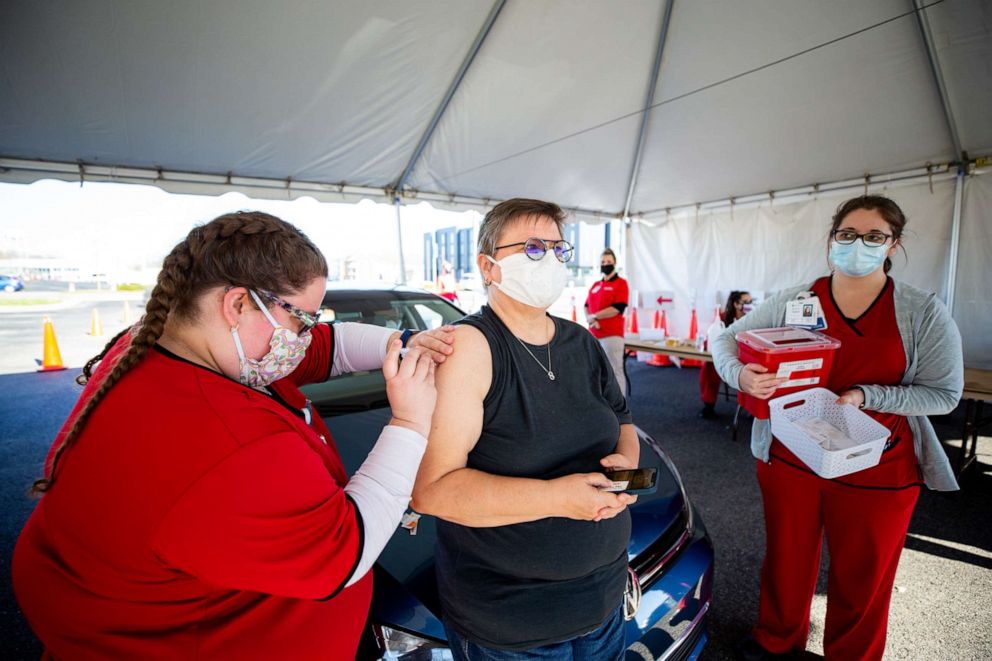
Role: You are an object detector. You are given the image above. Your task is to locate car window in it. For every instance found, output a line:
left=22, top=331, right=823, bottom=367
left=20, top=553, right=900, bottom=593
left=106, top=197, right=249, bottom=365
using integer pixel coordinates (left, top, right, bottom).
left=304, top=291, right=465, bottom=416
left=321, top=295, right=462, bottom=331
left=412, top=304, right=443, bottom=330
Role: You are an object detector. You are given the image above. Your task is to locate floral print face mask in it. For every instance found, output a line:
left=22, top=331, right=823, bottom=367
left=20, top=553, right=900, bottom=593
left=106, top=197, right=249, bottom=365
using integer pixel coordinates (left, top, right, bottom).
left=231, top=290, right=312, bottom=388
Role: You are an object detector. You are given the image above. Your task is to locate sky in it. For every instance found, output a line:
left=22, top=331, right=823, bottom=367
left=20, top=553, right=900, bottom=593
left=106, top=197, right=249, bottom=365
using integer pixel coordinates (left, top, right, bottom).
left=0, top=179, right=481, bottom=284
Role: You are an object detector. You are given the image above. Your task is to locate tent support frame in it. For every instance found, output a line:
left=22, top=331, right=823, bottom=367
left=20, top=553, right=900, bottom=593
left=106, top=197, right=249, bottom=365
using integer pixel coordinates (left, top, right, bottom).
left=394, top=197, right=408, bottom=284
left=0, top=157, right=616, bottom=223
left=621, top=0, right=675, bottom=221
left=946, top=169, right=963, bottom=314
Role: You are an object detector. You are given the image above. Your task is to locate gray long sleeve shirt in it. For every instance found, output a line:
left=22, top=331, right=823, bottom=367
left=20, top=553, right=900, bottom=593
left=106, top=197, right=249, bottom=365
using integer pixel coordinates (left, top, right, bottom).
left=710, top=278, right=964, bottom=490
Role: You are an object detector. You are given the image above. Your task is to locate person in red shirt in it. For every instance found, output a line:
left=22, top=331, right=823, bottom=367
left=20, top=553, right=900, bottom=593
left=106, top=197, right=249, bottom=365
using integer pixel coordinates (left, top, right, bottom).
left=437, top=260, right=459, bottom=304
left=713, top=196, right=963, bottom=661
left=12, top=211, right=454, bottom=660
left=585, top=248, right=630, bottom=395
left=699, top=290, right=751, bottom=419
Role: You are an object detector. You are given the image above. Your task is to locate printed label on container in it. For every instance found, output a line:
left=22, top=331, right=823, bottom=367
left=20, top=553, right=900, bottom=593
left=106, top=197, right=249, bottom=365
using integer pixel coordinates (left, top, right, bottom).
left=776, top=358, right=824, bottom=378
left=779, top=376, right=820, bottom=389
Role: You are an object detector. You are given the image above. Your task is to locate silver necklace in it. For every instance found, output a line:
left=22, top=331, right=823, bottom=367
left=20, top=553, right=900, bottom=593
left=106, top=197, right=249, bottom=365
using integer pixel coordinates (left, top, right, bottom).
left=514, top=320, right=555, bottom=381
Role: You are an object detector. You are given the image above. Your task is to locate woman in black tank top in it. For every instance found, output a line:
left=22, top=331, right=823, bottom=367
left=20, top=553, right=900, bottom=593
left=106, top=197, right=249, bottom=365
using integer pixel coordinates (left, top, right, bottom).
left=412, top=199, right=640, bottom=658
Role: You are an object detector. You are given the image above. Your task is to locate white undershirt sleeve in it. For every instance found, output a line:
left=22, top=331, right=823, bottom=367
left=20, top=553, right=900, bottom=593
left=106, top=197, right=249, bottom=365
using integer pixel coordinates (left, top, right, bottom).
left=330, top=322, right=395, bottom=377
left=343, top=425, right=427, bottom=586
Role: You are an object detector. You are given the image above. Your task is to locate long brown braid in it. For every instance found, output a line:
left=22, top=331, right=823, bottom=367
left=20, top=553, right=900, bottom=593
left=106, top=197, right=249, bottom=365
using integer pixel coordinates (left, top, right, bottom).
left=32, top=211, right=327, bottom=494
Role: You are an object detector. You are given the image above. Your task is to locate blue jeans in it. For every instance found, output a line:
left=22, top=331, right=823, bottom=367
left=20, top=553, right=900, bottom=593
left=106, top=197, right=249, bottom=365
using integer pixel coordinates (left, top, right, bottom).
left=444, top=606, right=625, bottom=661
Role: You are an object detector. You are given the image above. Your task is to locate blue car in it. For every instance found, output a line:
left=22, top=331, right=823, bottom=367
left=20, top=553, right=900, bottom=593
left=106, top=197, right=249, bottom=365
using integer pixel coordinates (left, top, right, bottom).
left=303, top=286, right=715, bottom=660
left=0, top=274, right=25, bottom=292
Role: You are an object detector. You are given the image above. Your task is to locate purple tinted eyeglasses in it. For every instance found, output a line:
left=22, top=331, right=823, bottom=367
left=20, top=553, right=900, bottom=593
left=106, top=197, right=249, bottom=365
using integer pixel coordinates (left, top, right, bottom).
left=494, top=237, right=574, bottom=263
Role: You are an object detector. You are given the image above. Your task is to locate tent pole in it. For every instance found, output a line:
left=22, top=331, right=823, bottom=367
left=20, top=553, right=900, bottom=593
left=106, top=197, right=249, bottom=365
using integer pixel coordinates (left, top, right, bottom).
left=945, top=169, right=964, bottom=313
left=913, top=0, right=964, bottom=160
left=394, top=197, right=408, bottom=285
left=621, top=0, right=675, bottom=220
left=392, top=0, right=507, bottom=193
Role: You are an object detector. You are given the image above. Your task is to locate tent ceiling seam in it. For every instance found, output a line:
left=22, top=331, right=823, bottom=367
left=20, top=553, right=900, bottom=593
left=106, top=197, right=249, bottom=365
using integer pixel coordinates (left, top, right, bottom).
left=621, top=0, right=675, bottom=220
left=433, top=0, right=949, bottom=197
left=912, top=0, right=965, bottom=161
left=391, top=0, right=507, bottom=194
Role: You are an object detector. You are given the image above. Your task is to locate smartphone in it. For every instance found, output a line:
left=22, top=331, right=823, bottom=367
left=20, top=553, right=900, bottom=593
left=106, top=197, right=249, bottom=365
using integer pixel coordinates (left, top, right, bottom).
left=601, top=468, right=658, bottom=495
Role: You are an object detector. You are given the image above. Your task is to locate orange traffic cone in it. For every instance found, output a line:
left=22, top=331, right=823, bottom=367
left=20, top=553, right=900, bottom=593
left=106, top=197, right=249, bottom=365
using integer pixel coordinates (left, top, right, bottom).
left=90, top=308, right=104, bottom=336
left=683, top=308, right=703, bottom=367
left=628, top=308, right=639, bottom=335
left=39, top=316, right=66, bottom=372
left=647, top=309, right=672, bottom=366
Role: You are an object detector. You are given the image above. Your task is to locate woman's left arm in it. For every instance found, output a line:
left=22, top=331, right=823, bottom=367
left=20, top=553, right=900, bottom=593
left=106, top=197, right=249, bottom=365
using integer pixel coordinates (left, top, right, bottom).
left=845, top=296, right=963, bottom=416
left=330, top=323, right=455, bottom=377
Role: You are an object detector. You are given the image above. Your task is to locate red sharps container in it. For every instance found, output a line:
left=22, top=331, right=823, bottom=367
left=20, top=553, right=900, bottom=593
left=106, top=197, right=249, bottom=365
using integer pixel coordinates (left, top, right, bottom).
left=735, top=327, right=842, bottom=419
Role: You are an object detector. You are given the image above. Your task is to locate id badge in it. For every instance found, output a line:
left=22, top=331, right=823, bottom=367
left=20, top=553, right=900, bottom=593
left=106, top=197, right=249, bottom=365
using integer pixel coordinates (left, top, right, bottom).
left=785, top=295, right=827, bottom=330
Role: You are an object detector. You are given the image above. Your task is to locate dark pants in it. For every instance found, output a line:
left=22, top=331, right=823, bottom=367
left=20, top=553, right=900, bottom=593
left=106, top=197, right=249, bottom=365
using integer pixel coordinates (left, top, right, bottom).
left=444, top=606, right=625, bottom=661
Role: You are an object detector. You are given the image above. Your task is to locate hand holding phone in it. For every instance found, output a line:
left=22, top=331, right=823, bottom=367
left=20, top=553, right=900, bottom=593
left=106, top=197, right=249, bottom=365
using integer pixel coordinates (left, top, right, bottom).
left=601, top=468, right=658, bottom=495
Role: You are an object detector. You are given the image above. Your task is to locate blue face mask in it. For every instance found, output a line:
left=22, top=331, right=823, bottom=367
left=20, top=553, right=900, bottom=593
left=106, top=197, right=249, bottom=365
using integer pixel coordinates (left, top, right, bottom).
left=829, top=240, right=888, bottom=277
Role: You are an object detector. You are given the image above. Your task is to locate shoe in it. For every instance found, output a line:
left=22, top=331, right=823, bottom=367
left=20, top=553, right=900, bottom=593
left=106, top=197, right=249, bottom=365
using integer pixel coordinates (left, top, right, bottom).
left=698, top=405, right=717, bottom=420
left=734, top=635, right=792, bottom=661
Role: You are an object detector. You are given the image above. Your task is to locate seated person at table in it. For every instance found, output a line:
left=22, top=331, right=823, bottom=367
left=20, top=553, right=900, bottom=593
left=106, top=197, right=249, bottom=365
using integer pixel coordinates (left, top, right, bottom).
left=699, top=290, right=751, bottom=419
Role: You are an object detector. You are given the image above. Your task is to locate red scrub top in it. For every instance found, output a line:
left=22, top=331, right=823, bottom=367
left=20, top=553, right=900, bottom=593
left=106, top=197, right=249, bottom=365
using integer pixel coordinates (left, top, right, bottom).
left=771, top=276, right=920, bottom=489
left=585, top=275, right=629, bottom=339
left=12, top=323, right=372, bottom=660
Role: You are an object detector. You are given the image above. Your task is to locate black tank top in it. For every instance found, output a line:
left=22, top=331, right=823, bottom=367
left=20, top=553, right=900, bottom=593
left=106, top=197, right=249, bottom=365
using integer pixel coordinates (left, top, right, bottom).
left=435, top=306, right=633, bottom=650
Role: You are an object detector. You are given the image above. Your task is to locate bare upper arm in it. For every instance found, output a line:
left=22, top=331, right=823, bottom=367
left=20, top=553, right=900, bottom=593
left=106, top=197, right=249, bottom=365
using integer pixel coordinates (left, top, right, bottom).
left=413, top=325, right=491, bottom=496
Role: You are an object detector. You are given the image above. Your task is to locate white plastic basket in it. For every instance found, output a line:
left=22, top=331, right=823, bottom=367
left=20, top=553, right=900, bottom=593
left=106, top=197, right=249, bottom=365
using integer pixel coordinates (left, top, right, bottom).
left=769, top=388, right=890, bottom=479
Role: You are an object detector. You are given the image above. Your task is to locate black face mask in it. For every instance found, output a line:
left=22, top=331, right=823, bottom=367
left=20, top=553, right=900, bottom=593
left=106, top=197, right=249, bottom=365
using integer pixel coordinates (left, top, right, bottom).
left=600, top=264, right=615, bottom=276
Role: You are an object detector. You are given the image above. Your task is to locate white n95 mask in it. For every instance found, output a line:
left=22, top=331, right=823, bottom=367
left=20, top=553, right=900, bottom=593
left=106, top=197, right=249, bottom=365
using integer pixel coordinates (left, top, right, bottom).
left=486, top=252, right=568, bottom=310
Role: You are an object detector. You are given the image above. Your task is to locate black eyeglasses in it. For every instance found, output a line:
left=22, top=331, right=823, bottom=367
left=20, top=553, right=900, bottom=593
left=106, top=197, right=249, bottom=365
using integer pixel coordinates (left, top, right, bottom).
left=255, top=289, right=321, bottom=335
left=494, top=237, right=574, bottom=263
left=831, top=229, right=892, bottom=247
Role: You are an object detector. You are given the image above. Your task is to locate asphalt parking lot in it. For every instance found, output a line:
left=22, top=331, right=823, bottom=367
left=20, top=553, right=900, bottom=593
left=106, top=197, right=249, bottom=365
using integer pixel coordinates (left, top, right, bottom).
left=0, top=300, right=989, bottom=659
left=0, top=285, right=143, bottom=375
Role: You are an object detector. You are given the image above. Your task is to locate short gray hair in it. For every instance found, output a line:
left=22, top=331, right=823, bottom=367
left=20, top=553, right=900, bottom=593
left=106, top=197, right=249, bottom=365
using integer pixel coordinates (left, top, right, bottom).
left=478, top=198, right=567, bottom=256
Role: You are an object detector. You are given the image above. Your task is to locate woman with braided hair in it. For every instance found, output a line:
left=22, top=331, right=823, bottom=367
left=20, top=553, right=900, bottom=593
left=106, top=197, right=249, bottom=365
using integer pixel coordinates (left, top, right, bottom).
left=12, top=211, right=454, bottom=659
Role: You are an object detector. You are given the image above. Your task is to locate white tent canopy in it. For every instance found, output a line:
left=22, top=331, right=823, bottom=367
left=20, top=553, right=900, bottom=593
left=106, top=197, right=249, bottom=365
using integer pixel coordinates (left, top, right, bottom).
left=2, top=0, right=989, bottom=214
left=2, top=0, right=990, bottom=363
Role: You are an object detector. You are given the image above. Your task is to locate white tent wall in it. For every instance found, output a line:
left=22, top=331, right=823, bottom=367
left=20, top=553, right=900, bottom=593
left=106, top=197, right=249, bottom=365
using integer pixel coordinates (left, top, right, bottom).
left=627, top=174, right=989, bottom=366
left=956, top=172, right=992, bottom=369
